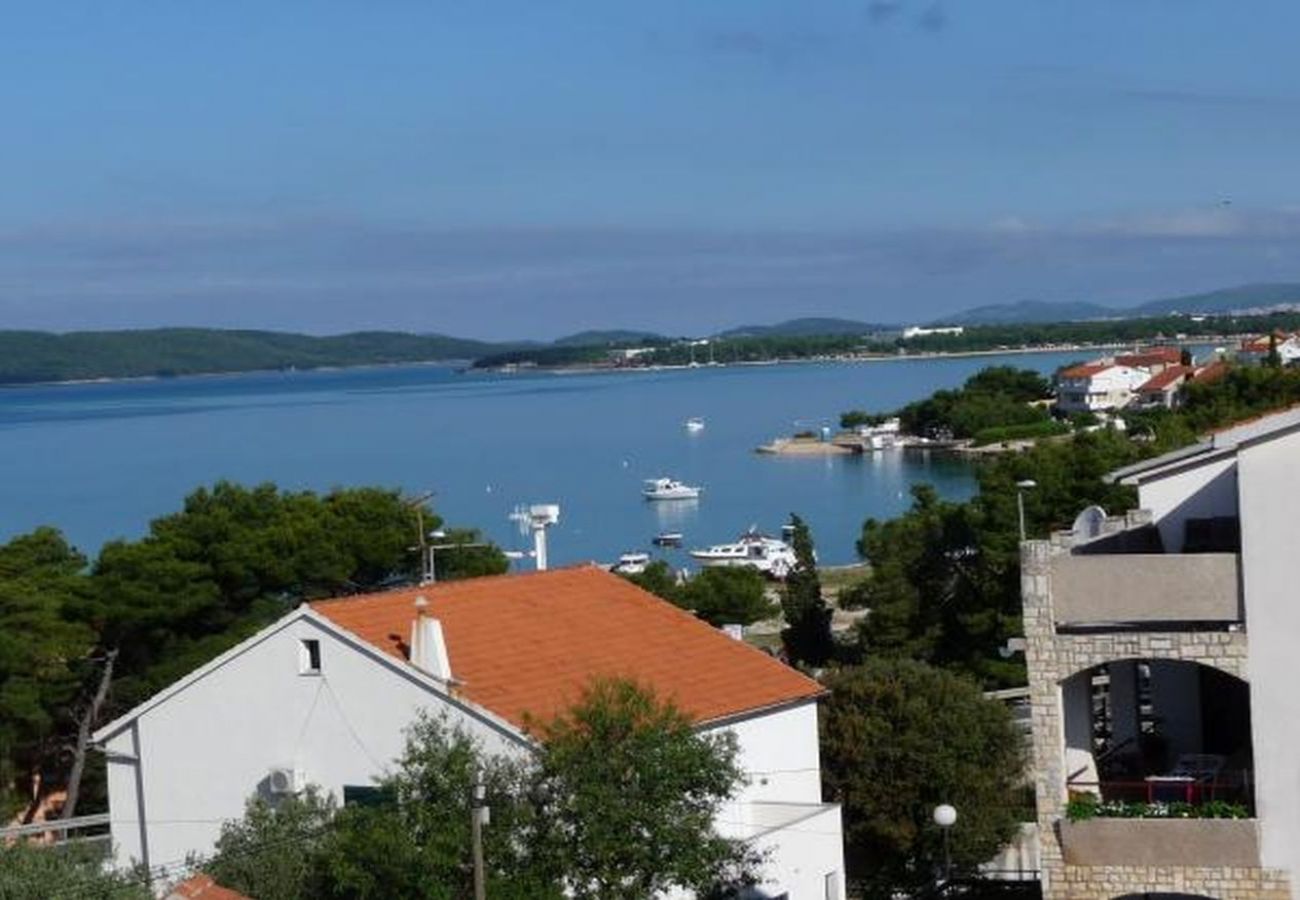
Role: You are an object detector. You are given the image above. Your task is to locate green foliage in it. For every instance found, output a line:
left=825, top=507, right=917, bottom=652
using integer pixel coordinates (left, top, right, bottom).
left=207, top=788, right=337, bottom=900
left=0, top=529, right=95, bottom=818
left=841, top=410, right=887, bottom=429
left=321, top=715, right=551, bottom=900
left=0, top=328, right=505, bottom=384
left=680, top=568, right=775, bottom=627
left=820, top=660, right=1026, bottom=898
left=895, top=367, right=1053, bottom=440
left=971, top=419, right=1069, bottom=446
left=781, top=515, right=833, bottom=667
left=624, top=563, right=775, bottom=627
left=847, top=431, right=1141, bottom=686
left=1065, top=794, right=1249, bottom=821
left=529, top=679, right=758, bottom=900
left=0, top=841, right=149, bottom=900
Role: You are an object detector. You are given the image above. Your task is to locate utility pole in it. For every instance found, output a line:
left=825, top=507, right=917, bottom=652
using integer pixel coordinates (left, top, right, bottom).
left=471, top=777, right=488, bottom=900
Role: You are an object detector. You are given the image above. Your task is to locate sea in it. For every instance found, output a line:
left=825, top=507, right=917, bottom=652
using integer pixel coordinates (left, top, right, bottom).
left=0, top=351, right=1086, bottom=567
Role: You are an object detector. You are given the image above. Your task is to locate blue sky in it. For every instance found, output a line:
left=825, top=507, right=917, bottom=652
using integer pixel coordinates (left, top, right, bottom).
left=4, top=1, right=1300, bottom=338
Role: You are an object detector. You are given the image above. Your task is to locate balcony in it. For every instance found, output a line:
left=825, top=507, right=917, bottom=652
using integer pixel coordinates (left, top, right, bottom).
left=1050, top=552, right=1242, bottom=629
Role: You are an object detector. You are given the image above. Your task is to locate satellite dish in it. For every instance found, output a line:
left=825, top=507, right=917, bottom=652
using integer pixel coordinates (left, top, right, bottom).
left=1072, top=505, right=1107, bottom=540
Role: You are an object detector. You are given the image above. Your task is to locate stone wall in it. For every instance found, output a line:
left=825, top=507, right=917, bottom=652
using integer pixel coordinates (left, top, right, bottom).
left=1057, top=863, right=1291, bottom=899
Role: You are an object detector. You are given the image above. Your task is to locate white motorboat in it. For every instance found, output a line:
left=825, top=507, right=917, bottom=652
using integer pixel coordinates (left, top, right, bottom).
left=652, top=531, right=684, bottom=547
left=689, top=527, right=798, bottom=578
left=612, top=552, right=651, bottom=575
left=642, top=478, right=702, bottom=501
left=685, top=417, right=705, bottom=432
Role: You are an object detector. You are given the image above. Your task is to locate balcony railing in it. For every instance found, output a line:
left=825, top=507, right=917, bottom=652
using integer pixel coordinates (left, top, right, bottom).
left=1068, top=778, right=1252, bottom=814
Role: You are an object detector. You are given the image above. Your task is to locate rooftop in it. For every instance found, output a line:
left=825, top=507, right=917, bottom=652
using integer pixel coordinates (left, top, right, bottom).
left=311, top=565, right=823, bottom=729
left=1116, top=347, right=1182, bottom=368
left=1137, top=365, right=1193, bottom=393
left=1058, top=363, right=1115, bottom=379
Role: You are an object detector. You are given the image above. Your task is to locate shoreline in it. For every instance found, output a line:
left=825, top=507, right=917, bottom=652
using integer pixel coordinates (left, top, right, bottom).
left=1, top=333, right=1227, bottom=391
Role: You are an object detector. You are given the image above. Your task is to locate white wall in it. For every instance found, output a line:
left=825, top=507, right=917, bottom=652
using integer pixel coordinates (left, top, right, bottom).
left=102, top=614, right=519, bottom=871
left=1237, top=428, right=1300, bottom=891
left=1138, top=454, right=1238, bottom=551
left=707, top=701, right=844, bottom=897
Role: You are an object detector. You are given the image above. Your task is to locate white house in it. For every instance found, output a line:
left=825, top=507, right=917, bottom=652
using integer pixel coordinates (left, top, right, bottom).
left=1022, top=405, right=1300, bottom=898
left=1238, top=332, right=1300, bottom=366
left=1054, top=362, right=1150, bottom=413
left=94, top=565, right=845, bottom=900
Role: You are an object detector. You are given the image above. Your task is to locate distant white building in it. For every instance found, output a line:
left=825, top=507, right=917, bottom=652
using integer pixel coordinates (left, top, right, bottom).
left=902, top=325, right=965, bottom=339
left=1055, top=362, right=1150, bottom=413
left=95, top=566, right=845, bottom=900
left=1238, top=332, right=1300, bottom=366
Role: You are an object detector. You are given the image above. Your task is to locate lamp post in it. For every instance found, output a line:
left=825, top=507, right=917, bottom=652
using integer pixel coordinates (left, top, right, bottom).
left=1015, top=479, right=1037, bottom=542
left=933, top=803, right=957, bottom=884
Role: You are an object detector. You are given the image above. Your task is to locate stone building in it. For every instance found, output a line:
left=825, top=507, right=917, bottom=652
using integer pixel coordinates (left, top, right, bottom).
left=1023, top=406, right=1300, bottom=899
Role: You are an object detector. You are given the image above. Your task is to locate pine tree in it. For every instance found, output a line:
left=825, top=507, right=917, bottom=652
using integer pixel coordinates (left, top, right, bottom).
left=780, top=514, right=833, bottom=667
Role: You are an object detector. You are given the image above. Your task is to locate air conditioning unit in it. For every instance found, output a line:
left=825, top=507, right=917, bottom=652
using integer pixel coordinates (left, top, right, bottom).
left=267, top=766, right=304, bottom=796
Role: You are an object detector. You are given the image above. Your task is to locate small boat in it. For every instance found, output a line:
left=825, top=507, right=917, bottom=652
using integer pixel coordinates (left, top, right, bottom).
left=652, top=531, right=684, bottom=547
left=685, top=417, right=705, bottom=432
left=642, top=478, right=702, bottom=501
left=689, top=527, right=798, bottom=579
left=612, top=552, right=651, bottom=575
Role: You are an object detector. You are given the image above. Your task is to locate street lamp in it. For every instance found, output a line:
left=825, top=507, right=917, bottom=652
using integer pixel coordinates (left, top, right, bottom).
left=1015, top=479, right=1037, bottom=542
left=933, top=803, right=957, bottom=884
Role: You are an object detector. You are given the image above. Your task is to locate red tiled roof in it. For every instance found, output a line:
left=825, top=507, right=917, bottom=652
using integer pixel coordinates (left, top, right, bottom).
left=311, top=566, right=823, bottom=729
left=1138, top=365, right=1193, bottom=393
left=1190, top=360, right=1228, bottom=384
left=167, top=875, right=250, bottom=900
left=1116, top=347, right=1182, bottom=368
left=1058, top=363, right=1112, bottom=379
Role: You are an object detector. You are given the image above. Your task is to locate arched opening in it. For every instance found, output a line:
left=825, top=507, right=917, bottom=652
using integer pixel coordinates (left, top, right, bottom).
left=1060, top=659, right=1253, bottom=812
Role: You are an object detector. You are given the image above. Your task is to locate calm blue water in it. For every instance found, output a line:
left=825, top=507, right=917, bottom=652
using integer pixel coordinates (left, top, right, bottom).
left=0, top=352, right=1085, bottom=566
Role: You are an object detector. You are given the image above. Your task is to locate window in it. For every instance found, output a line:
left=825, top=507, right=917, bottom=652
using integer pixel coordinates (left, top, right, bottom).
left=299, top=639, right=321, bottom=675
left=343, top=785, right=393, bottom=808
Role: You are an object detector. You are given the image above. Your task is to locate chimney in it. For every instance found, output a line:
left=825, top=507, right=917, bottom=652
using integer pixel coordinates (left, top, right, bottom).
left=409, top=596, right=452, bottom=681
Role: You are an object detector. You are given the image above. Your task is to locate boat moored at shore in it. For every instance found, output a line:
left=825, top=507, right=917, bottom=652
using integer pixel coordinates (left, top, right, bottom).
left=689, top=527, right=798, bottom=578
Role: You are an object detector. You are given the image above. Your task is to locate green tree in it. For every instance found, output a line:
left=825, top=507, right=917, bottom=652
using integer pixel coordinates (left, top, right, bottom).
left=679, top=567, right=776, bottom=627
left=0, top=529, right=95, bottom=820
left=780, top=515, right=832, bottom=667
left=820, top=660, right=1026, bottom=898
left=529, top=679, right=758, bottom=900
left=0, top=841, right=149, bottom=900
left=321, top=714, right=552, bottom=900
left=622, top=559, right=681, bottom=602
left=206, top=788, right=337, bottom=900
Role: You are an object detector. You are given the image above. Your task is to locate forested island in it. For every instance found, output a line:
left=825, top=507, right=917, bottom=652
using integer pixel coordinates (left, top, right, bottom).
left=7, top=308, right=1300, bottom=386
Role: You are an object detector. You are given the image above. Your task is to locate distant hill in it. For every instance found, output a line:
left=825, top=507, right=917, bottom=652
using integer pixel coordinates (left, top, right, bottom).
left=716, top=317, right=887, bottom=339
left=0, top=328, right=502, bottom=385
left=944, top=282, right=1300, bottom=326
left=1131, top=283, right=1300, bottom=317
left=943, top=299, right=1119, bottom=326
left=552, top=329, right=666, bottom=347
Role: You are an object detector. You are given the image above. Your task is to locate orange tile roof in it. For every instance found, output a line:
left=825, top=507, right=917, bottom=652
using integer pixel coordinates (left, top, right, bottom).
left=311, top=566, right=823, bottom=729
left=1058, top=363, right=1113, bottom=379
left=1138, top=365, right=1193, bottom=392
left=1190, top=360, right=1228, bottom=384
left=1116, top=347, right=1182, bottom=368
left=167, top=875, right=250, bottom=900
